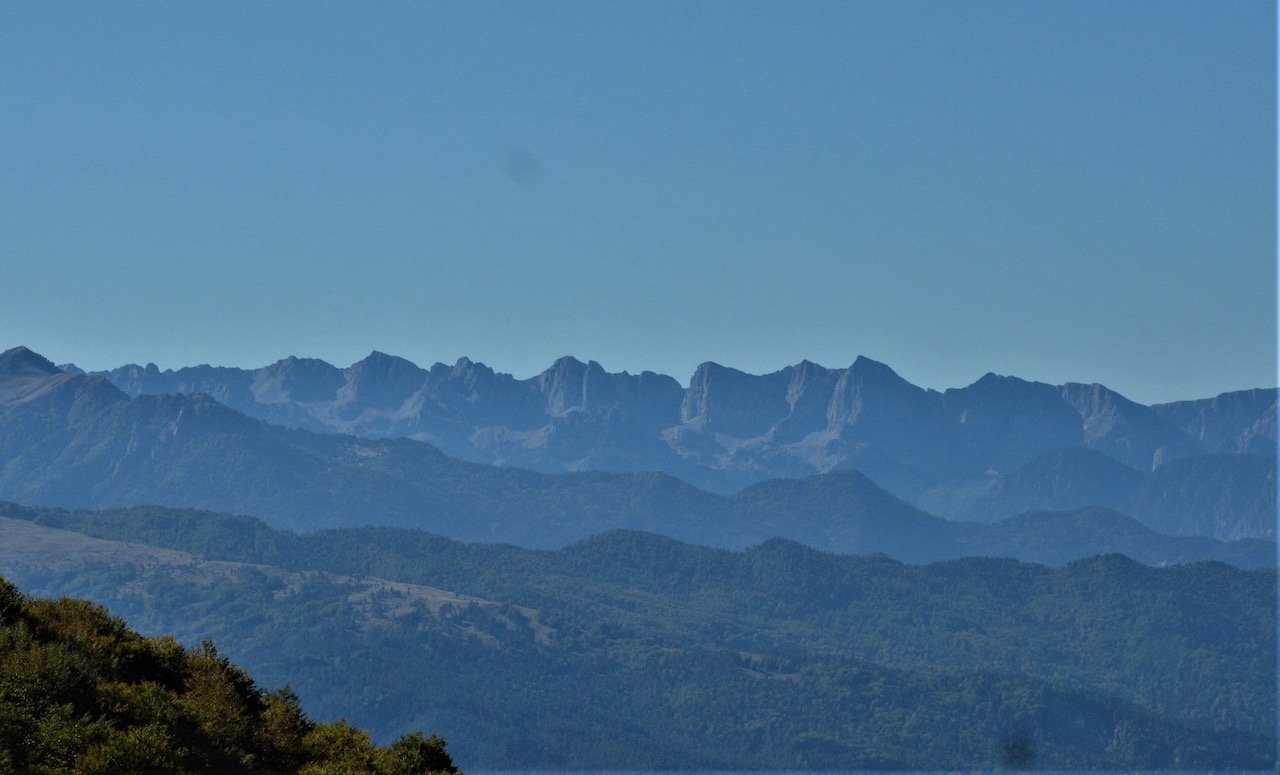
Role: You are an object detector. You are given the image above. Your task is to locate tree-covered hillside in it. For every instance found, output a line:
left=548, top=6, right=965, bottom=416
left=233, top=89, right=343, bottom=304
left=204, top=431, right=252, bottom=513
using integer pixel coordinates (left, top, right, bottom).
left=0, top=575, right=459, bottom=774
left=0, top=508, right=1272, bottom=770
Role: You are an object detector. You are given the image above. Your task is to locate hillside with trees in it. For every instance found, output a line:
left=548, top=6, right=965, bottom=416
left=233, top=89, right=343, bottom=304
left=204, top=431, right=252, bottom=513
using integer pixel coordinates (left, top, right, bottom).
left=0, top=575, right=458, bottom=774
left=0, top=508, right=1272, bottom=770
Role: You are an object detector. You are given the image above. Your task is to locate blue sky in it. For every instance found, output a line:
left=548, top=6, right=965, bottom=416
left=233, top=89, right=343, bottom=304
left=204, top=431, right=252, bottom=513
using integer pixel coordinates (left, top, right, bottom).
left=1, top=1, right=1273, bottom=402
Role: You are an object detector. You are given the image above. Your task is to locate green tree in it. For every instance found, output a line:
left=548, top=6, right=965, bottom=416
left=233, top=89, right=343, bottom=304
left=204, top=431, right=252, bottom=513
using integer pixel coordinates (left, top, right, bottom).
left=380, top=731, right=459, bottom=774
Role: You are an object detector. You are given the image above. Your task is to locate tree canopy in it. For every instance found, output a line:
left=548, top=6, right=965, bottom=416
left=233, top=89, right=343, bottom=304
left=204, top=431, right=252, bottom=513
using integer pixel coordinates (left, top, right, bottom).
left=0, top=577, right=458, bottom=774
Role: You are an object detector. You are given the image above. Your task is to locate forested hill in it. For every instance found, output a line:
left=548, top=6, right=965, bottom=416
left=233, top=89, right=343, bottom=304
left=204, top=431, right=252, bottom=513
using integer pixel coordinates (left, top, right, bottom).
left=0, top=506, right=1273, bottom=770
left=0, top=575, right=460, bottom=774
left=1, top=497, right=1269, bottom=571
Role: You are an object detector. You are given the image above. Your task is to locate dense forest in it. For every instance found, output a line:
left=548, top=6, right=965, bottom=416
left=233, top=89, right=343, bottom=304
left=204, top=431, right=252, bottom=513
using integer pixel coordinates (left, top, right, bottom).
left=0, top=504, right=1273, bottom=770
left=0, top=576, right=459, bottom=774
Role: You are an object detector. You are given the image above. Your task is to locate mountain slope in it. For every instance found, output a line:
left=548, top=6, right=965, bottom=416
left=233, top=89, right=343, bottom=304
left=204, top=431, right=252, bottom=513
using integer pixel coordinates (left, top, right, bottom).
left=929, top=446, right=1144, bottom=521
left=951, top=507, right=1274, bottom=568
left=1059, top=382, right=1206, bottom=470
left=1122, top=454, right=1278, bottom=540
left=0, top=565, right=459, bottom=774
left=1153, top=388, right=1278, bottom=455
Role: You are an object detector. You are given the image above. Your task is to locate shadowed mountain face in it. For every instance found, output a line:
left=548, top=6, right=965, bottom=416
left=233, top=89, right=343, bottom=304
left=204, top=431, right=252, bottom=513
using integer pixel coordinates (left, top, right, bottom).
left=1059, top=382, right=1207, bottom=470
left=79, top=350, right=1276, bottom=501
left=1122, top=454, right=1279, bottom=540
left=921, top=446, right=1146, bottom=522
left=0, top=347, right=1275, bottom=547
left=914, top=445, right=1276, bottom=542
left=0, top=346, right=78, bottom=403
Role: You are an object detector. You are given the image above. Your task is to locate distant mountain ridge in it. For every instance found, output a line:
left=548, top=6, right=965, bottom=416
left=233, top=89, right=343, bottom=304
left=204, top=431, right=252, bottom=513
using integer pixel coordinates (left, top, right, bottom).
left=2, top=347, right=1275, bottom=547
left=79, top=350, right=1275, bottom=503
left=918, top=446, right=1277, bottom=540
left=1152, top=388, right=1278, bottom=455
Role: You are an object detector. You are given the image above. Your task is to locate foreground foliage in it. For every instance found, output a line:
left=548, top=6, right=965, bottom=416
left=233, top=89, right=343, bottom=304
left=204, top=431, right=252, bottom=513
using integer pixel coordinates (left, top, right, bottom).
left=0, top=577, right=458, bottom=774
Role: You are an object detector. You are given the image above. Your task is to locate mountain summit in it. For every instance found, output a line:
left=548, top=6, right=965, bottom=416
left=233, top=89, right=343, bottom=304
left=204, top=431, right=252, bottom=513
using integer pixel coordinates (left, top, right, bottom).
left=0, top=346, right=60, bottom=378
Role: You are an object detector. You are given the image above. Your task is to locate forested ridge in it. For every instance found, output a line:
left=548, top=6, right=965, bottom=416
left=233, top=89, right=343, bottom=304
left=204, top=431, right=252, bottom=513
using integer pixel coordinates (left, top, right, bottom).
left=0, top=504, right=1273, bottom=770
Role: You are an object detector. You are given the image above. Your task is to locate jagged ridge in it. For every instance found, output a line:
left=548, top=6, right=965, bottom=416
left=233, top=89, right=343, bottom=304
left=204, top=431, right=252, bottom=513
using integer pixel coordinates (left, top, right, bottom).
left=68, top=347, right=1275, bottom=504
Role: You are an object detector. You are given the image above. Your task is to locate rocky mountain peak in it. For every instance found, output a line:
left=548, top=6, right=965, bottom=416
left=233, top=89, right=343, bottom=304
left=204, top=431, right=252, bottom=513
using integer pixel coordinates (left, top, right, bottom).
left=445, top=357, right=476, bottom=378
left=350, top=350, right=419, bottom=372
left=1151, top=388, right=1279, bottom=454
left=790, top=359, right=826, bottom=377
left=441, top=357, right=503, bottom=388
left=0, top=347, right=61, bottom=378
left=972, top=371, right=1015, bottom=389
left=252, top=356, right=344, bottom=404
left=685, top=361, right=761, bottom=394
left=265, top=355, right=340, bottom=374
left=782, top=360, right=835, bottom=398
left=536, top=356, right=625, bottom=415
left=547, top=354, right=586, bottom=373
left=848, top=355, right=909, bottom=385
left=680, top=361, right=793, bottom=436
left=1058, top=382, right=1207, bottom=471
left=951, top=373, right=1065, bottom=406
left=338, top=351, right=428, bottom=410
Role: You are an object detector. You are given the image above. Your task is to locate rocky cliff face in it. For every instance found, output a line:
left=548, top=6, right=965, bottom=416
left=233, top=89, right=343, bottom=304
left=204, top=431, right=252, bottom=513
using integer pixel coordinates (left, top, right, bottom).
left=1153, top=388, right=1279, bottom=455
left=1059, top=382, right=1205, bottom=471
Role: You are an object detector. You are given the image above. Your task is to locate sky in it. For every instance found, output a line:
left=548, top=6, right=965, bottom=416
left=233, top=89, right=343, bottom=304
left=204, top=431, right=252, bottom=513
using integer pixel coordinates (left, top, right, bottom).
left=0, top=1, right=1274, bottom=403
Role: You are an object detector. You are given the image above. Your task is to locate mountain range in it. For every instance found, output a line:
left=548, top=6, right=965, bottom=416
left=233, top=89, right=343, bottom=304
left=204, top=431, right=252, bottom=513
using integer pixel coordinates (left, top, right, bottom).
left=1, top=347, right=1274, bottom=552
left=4, top=344, right=1275, bottom=770
left=78, top=349, right=1275, bottom=510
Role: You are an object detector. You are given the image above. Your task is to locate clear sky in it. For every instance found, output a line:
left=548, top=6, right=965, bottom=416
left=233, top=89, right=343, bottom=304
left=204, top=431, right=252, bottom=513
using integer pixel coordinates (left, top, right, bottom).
left=1, top=1, right=1274, bottom=403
